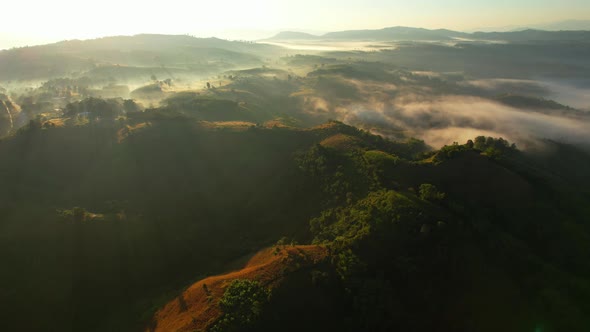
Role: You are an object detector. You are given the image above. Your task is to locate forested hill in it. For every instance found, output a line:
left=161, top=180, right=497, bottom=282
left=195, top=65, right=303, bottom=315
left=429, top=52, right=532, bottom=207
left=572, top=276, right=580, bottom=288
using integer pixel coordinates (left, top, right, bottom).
left=0, top=107, right=589, bottom=331
left=0, top=34, right=281, bottom=80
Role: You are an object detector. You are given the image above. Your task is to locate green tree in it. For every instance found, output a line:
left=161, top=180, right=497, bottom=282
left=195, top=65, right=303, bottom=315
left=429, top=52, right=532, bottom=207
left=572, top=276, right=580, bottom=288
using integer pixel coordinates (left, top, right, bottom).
left=419, top=183, right=445, bottom=202
left=474, top=136, right=486, bottom=150
left=211, top=279, right=270, bottom=331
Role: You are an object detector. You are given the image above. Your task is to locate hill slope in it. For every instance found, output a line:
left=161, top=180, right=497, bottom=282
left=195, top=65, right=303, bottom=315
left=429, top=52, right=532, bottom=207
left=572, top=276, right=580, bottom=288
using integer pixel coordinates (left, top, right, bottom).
left=147, top=245, right=328, bottom=332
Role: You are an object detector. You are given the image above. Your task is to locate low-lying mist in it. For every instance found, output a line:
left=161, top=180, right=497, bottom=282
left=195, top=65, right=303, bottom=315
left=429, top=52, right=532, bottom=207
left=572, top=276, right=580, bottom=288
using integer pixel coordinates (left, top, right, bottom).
left=464, top=78, right=590, bottom=111
left=306, top=87, right=590, bottom=150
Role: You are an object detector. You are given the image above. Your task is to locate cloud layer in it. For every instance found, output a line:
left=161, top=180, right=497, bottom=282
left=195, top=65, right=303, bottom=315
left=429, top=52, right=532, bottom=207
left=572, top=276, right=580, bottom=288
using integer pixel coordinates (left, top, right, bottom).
left=305, top=87, right=590, bottom=149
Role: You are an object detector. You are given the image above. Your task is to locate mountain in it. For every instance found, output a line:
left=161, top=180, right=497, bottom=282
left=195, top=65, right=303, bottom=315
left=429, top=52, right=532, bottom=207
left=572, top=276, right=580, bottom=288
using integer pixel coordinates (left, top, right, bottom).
left=268, top=26, right=590, bottom=42
left=322, top=26, right=468, bottom=40
left=0, top=34, right=282, bottom=81
left=519, top=20, right=590, bottom=31
left=267, top=26, right=468, bottom=41
left=470, top=20, right=590, bottom=33
left=269, top=31, right=319, bottom=40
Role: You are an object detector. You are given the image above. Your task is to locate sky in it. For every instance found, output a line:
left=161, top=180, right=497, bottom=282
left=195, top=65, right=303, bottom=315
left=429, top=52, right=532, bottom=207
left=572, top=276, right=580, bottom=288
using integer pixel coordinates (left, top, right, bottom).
left=1, top=0, right=590, bottom=49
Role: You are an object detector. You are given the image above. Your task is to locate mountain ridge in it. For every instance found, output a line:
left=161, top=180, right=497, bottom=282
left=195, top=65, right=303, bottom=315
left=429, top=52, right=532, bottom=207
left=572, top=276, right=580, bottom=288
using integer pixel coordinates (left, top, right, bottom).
left=266, top=25, right=590, bottom=41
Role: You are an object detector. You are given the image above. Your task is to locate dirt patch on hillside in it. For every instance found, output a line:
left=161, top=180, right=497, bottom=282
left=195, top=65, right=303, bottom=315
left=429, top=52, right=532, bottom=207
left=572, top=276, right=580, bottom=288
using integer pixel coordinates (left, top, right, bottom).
left=146, top=245, right=327, bottom=332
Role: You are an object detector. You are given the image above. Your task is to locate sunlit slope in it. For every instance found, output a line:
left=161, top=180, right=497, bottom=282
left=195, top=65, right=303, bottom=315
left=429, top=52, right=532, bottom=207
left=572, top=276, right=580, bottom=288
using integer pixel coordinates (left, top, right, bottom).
left=147, top=245, right=327, bottom=332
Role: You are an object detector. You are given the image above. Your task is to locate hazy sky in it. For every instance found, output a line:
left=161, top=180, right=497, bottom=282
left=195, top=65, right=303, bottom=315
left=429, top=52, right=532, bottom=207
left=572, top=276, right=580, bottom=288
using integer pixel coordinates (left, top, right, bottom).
left=1, top=0, right=589, bottom=48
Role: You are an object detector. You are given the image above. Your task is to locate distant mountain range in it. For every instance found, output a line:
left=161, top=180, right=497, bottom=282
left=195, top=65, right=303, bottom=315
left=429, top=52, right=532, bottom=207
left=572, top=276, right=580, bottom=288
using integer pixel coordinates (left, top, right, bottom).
left=266, top=26, right=590, bottom=42
left=473, top=20, right=590, bottom=32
